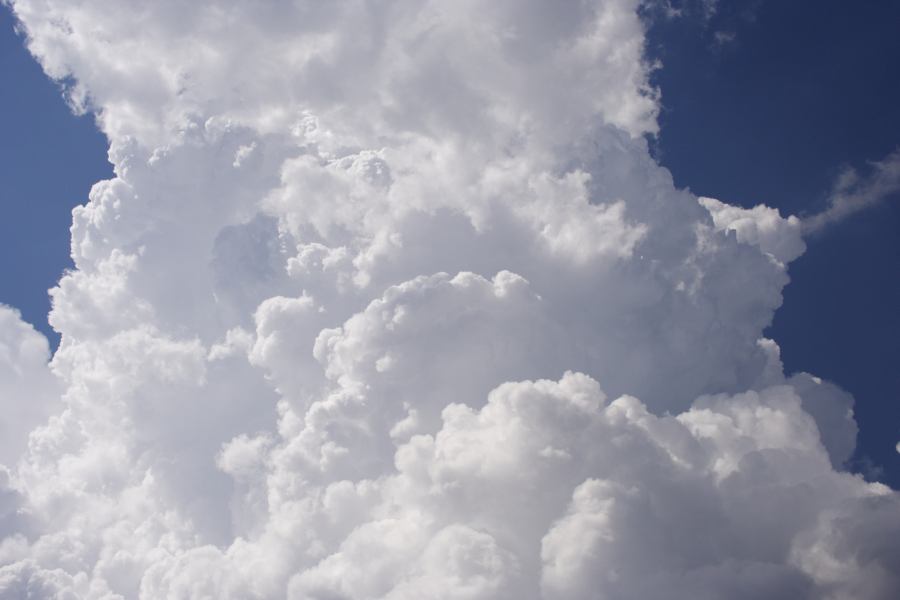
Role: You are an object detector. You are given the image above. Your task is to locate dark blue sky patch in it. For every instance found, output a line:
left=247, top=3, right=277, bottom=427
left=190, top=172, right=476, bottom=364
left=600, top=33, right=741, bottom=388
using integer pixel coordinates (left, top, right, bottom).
left=0, top=9, right=113, bottom=347
left=644, top=0, right=900, bottom=485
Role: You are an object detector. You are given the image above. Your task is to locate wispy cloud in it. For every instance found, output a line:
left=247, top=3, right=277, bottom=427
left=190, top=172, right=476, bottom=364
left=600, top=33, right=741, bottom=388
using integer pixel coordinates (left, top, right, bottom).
left=802, top=149, right=900, bottom=234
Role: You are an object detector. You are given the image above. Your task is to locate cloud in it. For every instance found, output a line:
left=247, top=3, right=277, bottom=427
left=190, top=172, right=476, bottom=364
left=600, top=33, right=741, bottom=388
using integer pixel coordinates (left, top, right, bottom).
left=699, top=197, right=806, bottom=264
left=712, top=29, right=737, bottom=47
left=802, top=149, right=900, bottom=234
left=0, top=0, right=897, bottom=598
left=0, top=306, right=60, bottom=466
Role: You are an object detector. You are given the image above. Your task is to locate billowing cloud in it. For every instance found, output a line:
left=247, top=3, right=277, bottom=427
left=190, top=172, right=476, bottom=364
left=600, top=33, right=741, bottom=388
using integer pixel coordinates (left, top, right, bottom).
left=0, top=306, right=60, bottom=466
left=1, top=0, right=897, bottom=598
left=698, top=197, right=806, bottom=264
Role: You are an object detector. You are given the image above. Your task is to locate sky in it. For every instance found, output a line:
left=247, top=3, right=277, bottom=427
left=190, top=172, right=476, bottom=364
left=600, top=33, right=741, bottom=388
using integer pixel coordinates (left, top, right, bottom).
left=0, top=1, right=898, bottom=598
left=643, top=0, right=900, bottom=485
left=0, top=9, right=112, bottom=344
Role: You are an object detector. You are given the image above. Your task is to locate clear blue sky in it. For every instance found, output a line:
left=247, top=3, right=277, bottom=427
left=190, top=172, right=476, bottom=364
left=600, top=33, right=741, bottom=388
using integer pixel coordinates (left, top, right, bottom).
left=0, top=1, right=897, bottom=485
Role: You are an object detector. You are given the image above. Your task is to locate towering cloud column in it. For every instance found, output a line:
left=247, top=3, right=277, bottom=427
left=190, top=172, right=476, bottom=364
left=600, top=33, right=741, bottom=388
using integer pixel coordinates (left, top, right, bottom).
left=0, top=1, right=897, bottom=598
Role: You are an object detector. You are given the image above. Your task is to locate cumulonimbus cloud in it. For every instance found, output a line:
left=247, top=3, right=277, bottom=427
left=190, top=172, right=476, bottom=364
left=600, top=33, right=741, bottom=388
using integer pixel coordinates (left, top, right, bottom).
left=0, top=1, right=897, bottom=598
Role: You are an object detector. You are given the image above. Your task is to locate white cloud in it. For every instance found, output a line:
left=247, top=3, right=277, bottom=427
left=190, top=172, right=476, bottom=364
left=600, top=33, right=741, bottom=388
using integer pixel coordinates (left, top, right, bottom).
left=0, top=306, right=60, bottom=467
left=1, top=0, right=897, bottom=598
left=699, top=196, right=806, bottom=264
left=802, top=149, right=900, bottom=234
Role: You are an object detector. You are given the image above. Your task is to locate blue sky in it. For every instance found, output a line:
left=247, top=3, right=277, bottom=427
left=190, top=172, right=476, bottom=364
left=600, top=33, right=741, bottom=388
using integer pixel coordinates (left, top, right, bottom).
left=0, top=9, right=112, bottom=343
left=1, top=2, right=896, bottom=485
left=644, top=0, right=900, bottom=486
